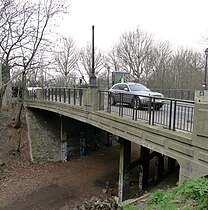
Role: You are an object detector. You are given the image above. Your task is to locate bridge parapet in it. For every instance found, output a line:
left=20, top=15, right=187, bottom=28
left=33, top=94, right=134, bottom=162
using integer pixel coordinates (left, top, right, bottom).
left=83, top=87, right=104, bottom=111
left=195, top=90, right=208, bottom=102
left=192, top=102, right=208, bottom=150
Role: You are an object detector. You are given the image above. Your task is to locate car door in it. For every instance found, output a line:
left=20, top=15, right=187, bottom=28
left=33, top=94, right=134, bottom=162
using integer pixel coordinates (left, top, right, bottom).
left=122, top=84, right=133, bottom=104
left=111, top=84, right=121, bottom=102
left=120, top=84, right=130, bottom=104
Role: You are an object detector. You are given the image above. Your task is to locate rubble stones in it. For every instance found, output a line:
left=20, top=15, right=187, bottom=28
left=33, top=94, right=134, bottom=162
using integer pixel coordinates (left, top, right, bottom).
left=77, top=189, right=119, bottom=210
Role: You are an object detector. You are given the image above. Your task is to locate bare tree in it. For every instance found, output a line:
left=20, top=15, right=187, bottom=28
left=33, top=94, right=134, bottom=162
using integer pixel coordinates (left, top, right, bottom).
left=77, top=42, right=106, bottom=83
left=0, top=0, right=68, bottom=110
left=170, top=48, right=204, bottom=89
left=115, top=27, right=153, bottom=81
left=107, top=46, right=121, bottom=72
left=147, top=42, right=173, bottom=88
left=54, top=37, right=78, bottom=87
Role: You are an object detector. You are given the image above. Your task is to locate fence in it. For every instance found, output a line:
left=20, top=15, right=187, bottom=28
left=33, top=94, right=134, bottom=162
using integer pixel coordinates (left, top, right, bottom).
left=102, top=91, right=195, bottom=133
left=27, top=87, right=84, bottom=106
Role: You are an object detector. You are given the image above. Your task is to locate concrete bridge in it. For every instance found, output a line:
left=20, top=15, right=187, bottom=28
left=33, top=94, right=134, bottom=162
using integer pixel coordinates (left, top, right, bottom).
left=25, top=87, right=208, bottom=202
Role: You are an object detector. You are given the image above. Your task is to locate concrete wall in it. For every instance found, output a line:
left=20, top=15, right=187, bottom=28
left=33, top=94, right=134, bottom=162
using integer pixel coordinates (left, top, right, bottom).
left=195, top=90, right=208, bottom=102
left=26, top=108, right=61, bottom=162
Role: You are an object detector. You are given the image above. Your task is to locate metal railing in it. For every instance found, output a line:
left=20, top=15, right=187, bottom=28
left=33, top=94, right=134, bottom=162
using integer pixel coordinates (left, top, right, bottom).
left=102, top=91, right=195, bottom=133
left=27, top=87, right=84, bottom=106
left=27, top=87, right=195, bottom=133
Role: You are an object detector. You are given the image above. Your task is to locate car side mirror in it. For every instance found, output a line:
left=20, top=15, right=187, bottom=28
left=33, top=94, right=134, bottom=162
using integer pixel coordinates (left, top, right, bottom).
left=124, top=87, right=129, bottom=91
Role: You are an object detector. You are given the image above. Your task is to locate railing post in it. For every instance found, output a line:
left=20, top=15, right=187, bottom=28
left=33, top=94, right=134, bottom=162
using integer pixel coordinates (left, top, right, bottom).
left=148, top=97, right=152, bottom=125
left=119, top=93, right=123, bottom=117
left=169, top=100, right=173, bottom=130
left=152, top=97, right=155, bottom=125
left=44, top=89, right=47, bottom=100
left=55, top=89, right=57, bottom=102
left=73, top=88, right=76, bottom=105
left=68, top=89, right=70, bottom=104
left=51, top=88, right=54, bottom=101
left=63, top=88, right=66, bottom=103
left=79, top=89, right=83, bottom=106
left=48, top=88, right=50, bottom=101
left=133, top=97, right=138, bottom=121
left=59, top=88, right=61, bottom=102
left=108, top=92, right=111, bottom=113
left=173, top=100, right=177, bottom=131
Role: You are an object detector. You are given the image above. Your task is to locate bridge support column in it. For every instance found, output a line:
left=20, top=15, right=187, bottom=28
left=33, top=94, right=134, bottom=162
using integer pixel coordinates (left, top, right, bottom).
left=168, top=157, right=176, bottom=174
left=141, top=146, right=150, bottom=188
left=157, top=154, right=164, bottom=180
left=118, top=137, right=131, bottom=203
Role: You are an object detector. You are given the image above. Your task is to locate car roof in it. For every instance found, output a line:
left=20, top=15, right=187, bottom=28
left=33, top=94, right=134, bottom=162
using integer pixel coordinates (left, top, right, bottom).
left=113, top=82, right=142, bottom=86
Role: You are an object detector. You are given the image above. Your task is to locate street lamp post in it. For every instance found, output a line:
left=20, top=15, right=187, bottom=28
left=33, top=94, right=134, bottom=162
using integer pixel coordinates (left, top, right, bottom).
left=204, top=48, right=208, bottom=90
left=107, top=66, right=110, bottom=90
left=105, top=64, right=110, bottom=90
left=89, top=25, right=96, bottom=86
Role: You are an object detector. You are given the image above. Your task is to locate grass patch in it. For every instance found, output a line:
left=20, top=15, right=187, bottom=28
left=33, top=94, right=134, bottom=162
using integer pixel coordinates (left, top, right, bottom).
left=123, top=177, right=208, bottom=210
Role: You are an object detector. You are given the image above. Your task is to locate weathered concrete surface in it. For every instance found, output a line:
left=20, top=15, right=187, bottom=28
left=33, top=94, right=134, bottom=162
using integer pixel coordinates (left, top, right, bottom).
left=195, top=90, right=208, bottom=102
left=25, top=97, right=208, bottom=183
left=26, top=108, right=61, bottom=163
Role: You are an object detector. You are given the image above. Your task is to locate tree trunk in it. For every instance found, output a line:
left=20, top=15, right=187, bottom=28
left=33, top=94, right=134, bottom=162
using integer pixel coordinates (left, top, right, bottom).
left=0, top=86, right=6, bottom=111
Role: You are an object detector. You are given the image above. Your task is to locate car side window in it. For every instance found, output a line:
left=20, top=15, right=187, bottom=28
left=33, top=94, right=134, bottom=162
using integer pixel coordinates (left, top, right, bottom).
left=112, top=85, right=119, bottom=90
left=123, top=84, right=128, bottom=91
left=119, top=84, right=125, bottom=90
left=118, top=85, right=123, bottom=90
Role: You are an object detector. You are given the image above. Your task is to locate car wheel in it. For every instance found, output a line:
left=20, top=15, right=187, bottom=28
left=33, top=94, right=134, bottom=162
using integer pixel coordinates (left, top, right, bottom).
left=155, top=103, right=163, bottom=110
left=131, top=97, right=142, bottom=109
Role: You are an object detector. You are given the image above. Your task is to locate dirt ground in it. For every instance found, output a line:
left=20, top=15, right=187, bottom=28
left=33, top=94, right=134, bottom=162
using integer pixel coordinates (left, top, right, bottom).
left=0, top=109, right=178, bottom=210
left=0, top=109, right=120, bottom=210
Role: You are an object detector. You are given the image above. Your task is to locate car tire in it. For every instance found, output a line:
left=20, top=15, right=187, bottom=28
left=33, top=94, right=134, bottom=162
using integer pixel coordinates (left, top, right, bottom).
left=155, top=103, right=163, bottom=110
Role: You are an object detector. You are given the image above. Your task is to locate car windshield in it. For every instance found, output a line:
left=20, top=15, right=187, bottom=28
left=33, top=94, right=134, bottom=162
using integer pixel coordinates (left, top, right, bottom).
left=129, top=84, right=149, bottom=91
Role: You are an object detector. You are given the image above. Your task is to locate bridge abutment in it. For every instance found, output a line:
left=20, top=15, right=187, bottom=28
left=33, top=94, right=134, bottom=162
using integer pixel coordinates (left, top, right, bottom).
left=26, top=108, right=61, bottom=162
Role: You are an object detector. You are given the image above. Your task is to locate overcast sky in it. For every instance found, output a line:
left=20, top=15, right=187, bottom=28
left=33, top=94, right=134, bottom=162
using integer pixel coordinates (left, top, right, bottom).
left=58, top=0, right=208, bottom=53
